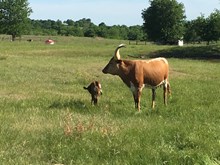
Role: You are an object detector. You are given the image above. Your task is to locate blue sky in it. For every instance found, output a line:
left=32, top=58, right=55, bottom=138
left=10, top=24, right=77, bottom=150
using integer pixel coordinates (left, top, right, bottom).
left=29, top=0, right=220, bottom=26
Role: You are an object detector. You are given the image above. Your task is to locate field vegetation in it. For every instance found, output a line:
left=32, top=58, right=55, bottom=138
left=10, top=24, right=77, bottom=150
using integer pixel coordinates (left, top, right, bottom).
left=0, top=36, right=220, bottom=164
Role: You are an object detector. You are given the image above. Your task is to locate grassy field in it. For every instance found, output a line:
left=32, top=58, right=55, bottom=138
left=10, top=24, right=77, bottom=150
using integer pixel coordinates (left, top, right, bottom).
left=0, top=36, right=220, bottom=164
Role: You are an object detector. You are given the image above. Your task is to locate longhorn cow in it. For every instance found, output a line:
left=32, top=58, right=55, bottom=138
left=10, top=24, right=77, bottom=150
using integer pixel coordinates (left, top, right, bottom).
left=102, top=44, right=171, bottom=112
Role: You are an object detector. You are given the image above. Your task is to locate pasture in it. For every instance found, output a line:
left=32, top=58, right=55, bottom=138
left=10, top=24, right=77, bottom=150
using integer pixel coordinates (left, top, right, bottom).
left=0, top=36, right=220, bottom=164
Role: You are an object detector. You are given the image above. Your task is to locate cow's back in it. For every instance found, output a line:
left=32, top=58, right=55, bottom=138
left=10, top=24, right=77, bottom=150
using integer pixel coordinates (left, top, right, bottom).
left=141, top=58, right=169, bottom=87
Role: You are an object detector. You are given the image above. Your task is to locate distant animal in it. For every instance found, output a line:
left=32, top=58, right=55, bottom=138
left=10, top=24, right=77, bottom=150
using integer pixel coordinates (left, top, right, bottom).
left=27, top=39, right=33, bottom=42
left=102, top=44, right=171, bottom=112
left=45, top=39, right=55, bottom=45
left=84, top=81, right=102, bottom=105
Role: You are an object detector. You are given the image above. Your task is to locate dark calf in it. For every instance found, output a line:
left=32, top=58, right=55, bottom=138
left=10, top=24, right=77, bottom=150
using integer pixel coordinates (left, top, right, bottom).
left=84, top=81, right=102, bottom=105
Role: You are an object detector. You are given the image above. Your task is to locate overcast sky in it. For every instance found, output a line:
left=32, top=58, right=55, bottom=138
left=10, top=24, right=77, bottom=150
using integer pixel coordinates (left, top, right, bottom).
left=29, top=0, right=220, bottom=26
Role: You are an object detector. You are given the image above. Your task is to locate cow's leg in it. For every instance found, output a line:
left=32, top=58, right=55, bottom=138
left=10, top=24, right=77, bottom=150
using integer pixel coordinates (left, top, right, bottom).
left=132, top=89, right=139, bottom=109
left=130, top=83, right=144, bottom=112
left=167, top=81, right=171, bottom=96
left=136, top=87, right=142, bottom=112
left=152, top=88, right=156, bottom=109
left=132, top=92, right=138, bottom=109
left=132, top=87, right=142, bottom=112
left=130, top=83, right=138, bottom=110
left=163, top=81, right=168, bottom=106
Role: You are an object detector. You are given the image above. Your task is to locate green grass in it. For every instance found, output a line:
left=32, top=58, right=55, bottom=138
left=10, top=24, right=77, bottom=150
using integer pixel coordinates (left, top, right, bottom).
left=0, top=36, right=220, bottom=164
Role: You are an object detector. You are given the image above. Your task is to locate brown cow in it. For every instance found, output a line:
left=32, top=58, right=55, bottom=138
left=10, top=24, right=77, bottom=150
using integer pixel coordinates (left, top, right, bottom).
left=102, top=44, right=171, bottom=112
left=84, top=81, right=102, bottom=105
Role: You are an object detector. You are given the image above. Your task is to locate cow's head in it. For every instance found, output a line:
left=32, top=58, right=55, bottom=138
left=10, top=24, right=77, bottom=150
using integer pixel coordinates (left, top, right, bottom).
left=102, top=44, right=125, bottom=75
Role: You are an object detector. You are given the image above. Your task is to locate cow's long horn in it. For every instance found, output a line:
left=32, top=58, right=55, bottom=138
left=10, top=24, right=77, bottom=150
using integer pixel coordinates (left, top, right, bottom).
left=114, top=44, right=125, bottom=60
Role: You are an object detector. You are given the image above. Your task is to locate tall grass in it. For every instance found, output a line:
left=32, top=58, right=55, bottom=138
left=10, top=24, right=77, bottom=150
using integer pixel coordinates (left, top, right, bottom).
left=0, top=36, right=219, bottom=164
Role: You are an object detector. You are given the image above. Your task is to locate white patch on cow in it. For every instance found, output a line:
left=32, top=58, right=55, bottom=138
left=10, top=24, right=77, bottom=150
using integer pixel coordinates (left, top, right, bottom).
left=163, top=79, right=168, bottom=88
left=156, top=79, right=166, bottom=87
left=98, top=83, right=102, bottom=89
left=161, top=58, right=168, bottom=64
left=142, top=57, right=168, bottom=65
left=139, top=84, right=145, bottom=91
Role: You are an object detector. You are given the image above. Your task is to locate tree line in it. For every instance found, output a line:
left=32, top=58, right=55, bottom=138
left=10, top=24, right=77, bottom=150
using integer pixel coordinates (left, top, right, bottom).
left=28, top=18, right=145, bottom=41
left=0, top=0, right=220, bottom=44
left=184, top=11, right=220, bottom=44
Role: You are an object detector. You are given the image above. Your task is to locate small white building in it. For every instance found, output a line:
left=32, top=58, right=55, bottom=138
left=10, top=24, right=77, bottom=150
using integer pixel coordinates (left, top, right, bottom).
left=178, top=40, right=184, bottom=46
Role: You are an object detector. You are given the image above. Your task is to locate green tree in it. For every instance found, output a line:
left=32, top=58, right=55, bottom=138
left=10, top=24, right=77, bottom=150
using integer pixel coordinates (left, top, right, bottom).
left=84, top=27, right=96, bottom=37
left=184, top=19, right=204, bottom=43
left=142, top=0, right=185, bottom=44
left=119, top=25, right=129, bottom=40
left=64, top=19, right=74, bottom=26
left=97, top=22, right=108, bottom=38
left=128, top=25, right=144, bottom=41
left=107, top=26, right=120, bottom=39
left=72, top=27, right=83, bottom=37
left=0, top=0, right=32, bottom=41
left=203, top=10, right=220, bottom=44
left=185, top=11, right=220, bottom=44
left=192, top=15, right=207, bottom=42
